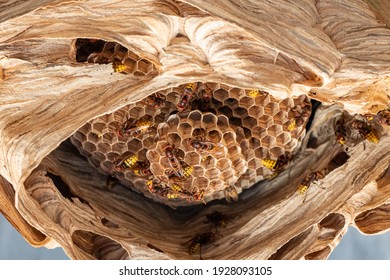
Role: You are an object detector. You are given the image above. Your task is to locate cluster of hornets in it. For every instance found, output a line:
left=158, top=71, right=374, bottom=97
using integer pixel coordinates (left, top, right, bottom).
left=74, top=39, right=389, bottom=259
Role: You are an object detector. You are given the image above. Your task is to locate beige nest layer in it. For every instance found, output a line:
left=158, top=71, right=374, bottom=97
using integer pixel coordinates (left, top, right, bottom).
left=0, top=0, right=389, bottom=259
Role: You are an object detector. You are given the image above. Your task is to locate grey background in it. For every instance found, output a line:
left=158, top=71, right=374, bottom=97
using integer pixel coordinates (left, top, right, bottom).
left=1, top=214, right=389, bottom=259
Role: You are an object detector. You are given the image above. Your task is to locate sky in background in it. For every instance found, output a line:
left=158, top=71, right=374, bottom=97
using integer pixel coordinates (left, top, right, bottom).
left=1, top=214, right=389, bottom=260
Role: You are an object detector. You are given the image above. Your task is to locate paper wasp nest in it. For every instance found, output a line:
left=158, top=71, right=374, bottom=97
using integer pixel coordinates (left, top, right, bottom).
left=0, top=0, right=390, bottom=260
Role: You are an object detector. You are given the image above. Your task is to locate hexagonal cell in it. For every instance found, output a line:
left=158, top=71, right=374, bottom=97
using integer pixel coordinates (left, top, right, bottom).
left=267, top=124, right=282, bottom=138
left=177, top=123, right=192, bottom=139
left=248, top=105, right=263, bottom=119
left=101, top=160, right=115, bottom=173
left=279, top=97, right=294, bottom=109
left=273, top=110, right=287, bottom=125
left=70, top=137, right=82, bottom=148
left=166, top=133, right=182, bottom=147
left=103, top=132, right=117, bottom=143
left=224, top=98, right=239, bottom=110
left=184, top=151, right=200, bottom=166
left=82, top=141, right=97, bottom=154
left=92, top=121, right=106, bottom=133
left=128, top=106, right=145, bottom=119
left=227, top=87, right=242, bottom=100
left=192, top=165, right=205, bottom=178
left=187, top=110, right=202, bottom=127
left=276, top=132, right=292, bottom=146
left=107, top=152, right=119, bottom=161
left=269, top=147, right=284, bottom=158
left=264, top=102, right=279, bottom=116
left=242, top=116, right=257, bottom=130
left=73, top=130, right=87, bottom=142
left=238, top=95, right=255, bottom=109
left=251, top=126, right=266, bottom=139
left=97, top=142, right=111, bottom=154
left=213, top=89, right=229, bottom=102
left=193, top=177, right=209, bottom=189
left=121, top=57, right=136, bottom=72
left=136, top=58, right=154, bottom=75
left=208, top=129, right=222, bottom=143
left=205, top=168, right=220, bottom=179
left=260, top=135, right=276, bottom=147
left=127, top=138, right=143, bottom=151
left=257, top=114, right=273, bottom=128
left=233, top=107, right=248, bottom=118
left=248, top=158, right=260, bottom=169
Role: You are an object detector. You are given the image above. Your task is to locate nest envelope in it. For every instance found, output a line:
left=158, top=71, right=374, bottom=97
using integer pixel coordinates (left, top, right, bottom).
left=0, top=0, right=390, bottom=260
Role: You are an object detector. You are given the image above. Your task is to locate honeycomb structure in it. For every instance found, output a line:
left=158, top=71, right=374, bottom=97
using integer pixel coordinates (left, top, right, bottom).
left=70, top=39, right=158, bottom=75
left=71, top=80, right=311, bottom=207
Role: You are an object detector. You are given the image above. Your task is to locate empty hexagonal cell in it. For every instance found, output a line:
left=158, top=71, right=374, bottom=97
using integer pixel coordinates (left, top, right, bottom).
left=227, top=87, right=242, bottom=99
left=166, top=133, right=182, bottom=147
left=224, top=98, right=239, bottom=110
left=70, top=137, right=82, bottom=148
left=248, top=105, right=263, bottom=118
left=205, top=168, right=220, bottom=179
left=242, top=116, right=257, bottom=130
left=222, top=131, right=235, bottom=146
left=232, top=158, right=246, bottom=173
left=184, top=151, right=200, bottom=166
left=193, top=177, right=209, bottom=190
left=211, top=99, right=223, bottom=109
left=257, top=114, right=273, bottom=127
left=218, top=106, right=233, bottom=118
left=248, top=158, right=260, bottom=169
left=89, top=156, right=101, bottom=168
left=202, top=112, right=218, bottom=126
left=276, top=132, right=292, bottom=146
left=150, top=162, right=165, bottom=177
left=207, top=130, right=222, bottom=143
left=103, top=132, right=117, bottom=143
left=251, top=126, right=266, bottom=139
left=92, top=122, right=106, bottom=133
left=127, top=138, right=143, bottom=152
left=178, top=123, right=192, bottom=139
left=128, top=107, right=145, bottom=119
left=122, top=57, right=137, bottom=72
left=73, top=130, right=87, bottom=142
left=248, top=137, right=261, bottom=149
left=107, top=152, right=119, bottom=161
left=239, top=96, right=255, bottom=108
left=264, top=102, right=279, bottom=116
left=269, top=147, right=284, bottom=158
left=279, top=97, right=294, bottom=111
left=260, top=135, right=276, bottom=147
left=233, top=107, right=248, bottom=118
left=267, top=124, right=282, bottom=137
left=97, top=142, right=111, bottom=154
left=220, top=170, right=234, bottom=182
left=101, top=160, right=115, bottom=173
left=230, top=117, right=243, bottom=127
left=82, top=141, right=97, bottom=154
left=273, top=110, right=287, bottom=125
left=254, top=147, right=268, bottom=159
left=192, top=166, right=204, bottom=178
left=187, top=110, right=202, bottom=127
left=136, top=58, right=154, bottom=75
left=92, top=150, right=107, bottom=162
left=213, top=89, right=229, bottom=102
left=142, top=136, right=157, bottom=150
